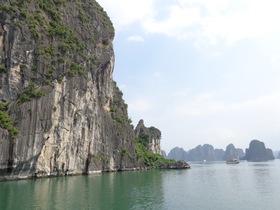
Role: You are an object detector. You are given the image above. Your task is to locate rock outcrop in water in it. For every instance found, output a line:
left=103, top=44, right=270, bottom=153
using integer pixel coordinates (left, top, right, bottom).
left=244, top=140, right=275, bottom=162
left=0, top=0, right=148, bottom=180
left=133, top=121, right=190, bottom=169
left=159, top=160, right=190, bottom=169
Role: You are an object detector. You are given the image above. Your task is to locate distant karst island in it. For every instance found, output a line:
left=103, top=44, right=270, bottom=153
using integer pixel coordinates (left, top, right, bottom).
left=165, top=139, right=275, bottom=162
left=243, top=140, right=275, bottom=161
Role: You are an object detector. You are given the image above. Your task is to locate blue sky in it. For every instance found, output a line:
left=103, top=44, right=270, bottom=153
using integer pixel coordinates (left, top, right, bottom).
left=97, top=0, right=280, bottom=153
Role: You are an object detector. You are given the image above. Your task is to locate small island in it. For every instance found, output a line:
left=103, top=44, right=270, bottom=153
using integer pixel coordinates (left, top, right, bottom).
left=243, top=140, right=275, bottom=162
left=134, top=120, right=190, bottom=170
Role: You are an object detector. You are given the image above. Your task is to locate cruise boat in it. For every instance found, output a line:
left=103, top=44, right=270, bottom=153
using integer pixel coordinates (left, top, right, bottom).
left=226, top=159, right=239, bottom=164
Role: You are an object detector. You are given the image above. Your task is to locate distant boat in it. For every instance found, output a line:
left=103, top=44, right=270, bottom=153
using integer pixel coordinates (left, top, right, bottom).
left=226, top=159, right=239, bottom=164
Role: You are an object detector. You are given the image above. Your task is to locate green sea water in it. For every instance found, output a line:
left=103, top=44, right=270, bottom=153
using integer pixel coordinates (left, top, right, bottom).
left=1, top=160, right=280, bottom=210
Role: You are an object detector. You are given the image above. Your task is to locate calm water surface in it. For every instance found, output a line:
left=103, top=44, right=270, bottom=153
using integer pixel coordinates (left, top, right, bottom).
left=1, top=160, right=280, bottom=209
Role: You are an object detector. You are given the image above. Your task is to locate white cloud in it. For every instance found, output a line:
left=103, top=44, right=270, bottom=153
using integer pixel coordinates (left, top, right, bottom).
left=142, top=5, right=201, bottom=39
left=127, top=36, right=145, bottom=42
left=96, top=0, right=154, bottom=29
left=98, top=0, right=280, bottom=46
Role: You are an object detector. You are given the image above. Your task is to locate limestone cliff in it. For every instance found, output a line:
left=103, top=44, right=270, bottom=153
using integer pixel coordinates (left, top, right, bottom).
left=0, top=0, right=144, bottom=180
left=135, top=120, right=161, bottom=154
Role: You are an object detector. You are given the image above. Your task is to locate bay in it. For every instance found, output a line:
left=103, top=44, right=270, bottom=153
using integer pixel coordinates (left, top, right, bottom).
left=1, top=160, right=280, bottom=210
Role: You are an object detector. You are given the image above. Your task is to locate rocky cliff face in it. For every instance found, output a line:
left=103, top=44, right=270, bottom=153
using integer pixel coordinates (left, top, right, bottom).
left=135, top=120, right=161, bottom=154
left=0, top=0, right=143, bottom=180
left=244, top=140, right=275, bottom=162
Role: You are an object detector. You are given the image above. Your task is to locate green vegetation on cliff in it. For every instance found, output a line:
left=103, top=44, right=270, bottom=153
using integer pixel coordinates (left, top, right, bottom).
left=0, top=0, right=115, bottom=142
left=0, top=103, right=19, bottom=139
left=110, top=82, right=132, bottom=128
left=0, top=0, right=114, bottom=89
left=135, top=137, right=176, bottom=169
left=19, top=83, right=45, bottom=103
left=0, top=0, right=151, bottom=178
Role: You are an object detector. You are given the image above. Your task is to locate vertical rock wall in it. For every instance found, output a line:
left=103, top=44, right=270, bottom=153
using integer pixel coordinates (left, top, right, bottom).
left=0, top=0, right=142, bottom=180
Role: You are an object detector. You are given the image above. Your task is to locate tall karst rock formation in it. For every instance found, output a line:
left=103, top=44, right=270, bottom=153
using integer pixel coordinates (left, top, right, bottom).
left=135, top=120, right=161, bottom=155
left=244, top=140, right=275, bottom=162
left=224, top=143, right=244, bottom=161
left=0, top=0, right=145, bottom=180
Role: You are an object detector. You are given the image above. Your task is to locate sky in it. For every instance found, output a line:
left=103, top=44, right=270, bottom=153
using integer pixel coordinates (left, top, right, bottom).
left=96, top=0, right=280, bottom=154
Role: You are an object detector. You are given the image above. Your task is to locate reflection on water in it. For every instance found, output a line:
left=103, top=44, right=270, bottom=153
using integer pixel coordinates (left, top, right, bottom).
left=130, top=171, right=164, bottom=210
left=1, top=161, right=280, bottom=210
left=0, top=171, right=165, bottom=210
left=251, top=162, right=272, bottom=195
left=227, top=166, right=242, bottom=191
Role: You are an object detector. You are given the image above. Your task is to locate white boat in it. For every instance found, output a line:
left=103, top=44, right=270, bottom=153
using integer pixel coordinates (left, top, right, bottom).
left=226, top=159, right=239, bottom=164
